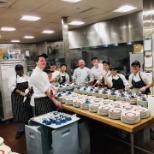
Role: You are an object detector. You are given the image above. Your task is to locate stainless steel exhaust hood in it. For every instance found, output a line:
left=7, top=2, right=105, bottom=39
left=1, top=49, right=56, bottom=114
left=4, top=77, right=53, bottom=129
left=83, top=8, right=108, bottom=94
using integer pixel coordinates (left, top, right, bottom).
left=69, top=11, right=143, bottom=49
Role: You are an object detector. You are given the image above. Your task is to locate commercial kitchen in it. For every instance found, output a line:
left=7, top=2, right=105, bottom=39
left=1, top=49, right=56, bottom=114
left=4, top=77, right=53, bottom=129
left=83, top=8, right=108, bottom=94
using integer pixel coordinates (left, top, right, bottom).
left=0, top=0, right=154, bottom=154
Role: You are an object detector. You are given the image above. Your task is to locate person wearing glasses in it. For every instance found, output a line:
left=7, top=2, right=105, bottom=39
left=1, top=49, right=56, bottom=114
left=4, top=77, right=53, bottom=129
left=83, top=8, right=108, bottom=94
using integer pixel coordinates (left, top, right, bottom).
left=8, top=64, right=32, bottom=139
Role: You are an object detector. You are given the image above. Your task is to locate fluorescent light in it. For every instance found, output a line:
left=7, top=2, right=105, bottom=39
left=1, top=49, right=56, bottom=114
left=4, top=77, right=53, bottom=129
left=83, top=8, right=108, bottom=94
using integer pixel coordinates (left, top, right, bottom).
left=69, top=20, right=85, bottom=25
left=11, top=40, right=20, bottom=43
left=24, top=36, right=35, bottom=39
left=1, top=27, right=16, bottom=31
left=113, top=5, right=137, bottom=13
left=42, top=30, right=55, bottom=34
left=61, top=0, right=81, bottom=3
left=127, top=42, right=132, bottom=45
left=20, top=15, right=41, bottom=21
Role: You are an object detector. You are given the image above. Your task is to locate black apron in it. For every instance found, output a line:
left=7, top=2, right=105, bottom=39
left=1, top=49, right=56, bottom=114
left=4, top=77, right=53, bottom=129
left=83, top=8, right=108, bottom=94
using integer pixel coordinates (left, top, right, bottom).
left=112, top=75, right=125, bottom=90
left=59, top=75, right=66, bottom=85
left=34, top=97, right=56, bottom=116
left=11, top=77, right=32, bottom=123
left=132, top=73, right=150, bottom=94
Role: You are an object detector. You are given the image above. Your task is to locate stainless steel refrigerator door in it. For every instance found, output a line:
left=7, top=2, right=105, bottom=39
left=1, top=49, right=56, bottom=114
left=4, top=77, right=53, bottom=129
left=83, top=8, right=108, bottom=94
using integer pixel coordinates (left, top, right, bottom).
left=0, top=60, right=26, bottom=120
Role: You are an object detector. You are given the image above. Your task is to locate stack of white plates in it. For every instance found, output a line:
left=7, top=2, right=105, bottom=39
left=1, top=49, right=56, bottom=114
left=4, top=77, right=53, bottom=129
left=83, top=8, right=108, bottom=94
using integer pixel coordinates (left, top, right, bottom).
left=117, top=94, right=126, bottom=101
left=108, top=94, right=117, bottom=100
left=80, top=94, right=88, bottom=98
left=132, top=107, right=150, bottom=119
left=110, top=101, right=122, bottom=108
left=0, top=137, right=4, bottom=145
left=99, top=91, right=108, bottom=99
left=126, top=96, right=137, bottom=105
left=120, top=104, right=134, bottom=110
left=97, top=105, right=113, bottom=116
left=103, top=99, right=113, bottom=105
left=89, top=103, right=102, bottom=113
left=121, top=111, right=140, bottom=124
left=65, top=97, right=75, bottom=105
left=108, top=108, right=124, bottom=120
left=137, top=99, right=148, bottom=107
left=65, top=84, right=73, bottom=90
left=73, top=99, right=84, bottom=108
left=93, top=98, right=103, bottom=103
left=80, top=101, right=90, bottom=110
left=87, top=96, right=95, bottom=100
left=74, top=87, right=81, bottom=93
left=0, top=144, right=11, bottom=154
left=60, top=95, right=69, bottom=104
left=81, top=87, right=88, bottom=95
left=58, top=85, right=65, bottom=92
left=92, top=91, right=100, bottom=97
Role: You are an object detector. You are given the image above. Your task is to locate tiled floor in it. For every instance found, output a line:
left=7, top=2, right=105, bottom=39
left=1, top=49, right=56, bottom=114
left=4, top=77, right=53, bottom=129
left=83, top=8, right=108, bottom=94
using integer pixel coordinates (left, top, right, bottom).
left=0, top=120, right=154, bottom=154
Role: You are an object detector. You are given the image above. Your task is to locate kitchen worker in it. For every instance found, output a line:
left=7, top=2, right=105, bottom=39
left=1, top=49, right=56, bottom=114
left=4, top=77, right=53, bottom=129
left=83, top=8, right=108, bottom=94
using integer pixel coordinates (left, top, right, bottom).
left=104, top=66, right=129, bottom=90
left=50, top=62, right=60, bottom=85
left=95, top=61, right=111, bottom=87
left=43, top=68, right=54, bottom=82
left=126, top=61, right=151, bottom=94
left=8, top=64, right=32, bottom=139
left=72, top=59, right=90, bottom=86
left=88, top=57, right=103, bottom=85
left=30, top=53, right=61, bottom=116
left=58, top=64, right=70, bottom=84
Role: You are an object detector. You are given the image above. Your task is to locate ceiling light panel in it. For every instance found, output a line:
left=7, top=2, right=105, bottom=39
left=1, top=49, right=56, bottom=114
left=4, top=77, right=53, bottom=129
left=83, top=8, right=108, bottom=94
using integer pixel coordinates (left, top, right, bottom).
left=42, top=30, right=55, bottom=34
left=61, top=0, right=81, bottom=3
left=113, top=5, right=137, bottom=13
left=20, top=15, right=41, bottom=21
left=24, top=36, right=35, bottom=39
left=11, top=40, right=20, bottom=42
left=0, top=27, right=16, bottom=31
left=69, top=20, right=85, bottom=25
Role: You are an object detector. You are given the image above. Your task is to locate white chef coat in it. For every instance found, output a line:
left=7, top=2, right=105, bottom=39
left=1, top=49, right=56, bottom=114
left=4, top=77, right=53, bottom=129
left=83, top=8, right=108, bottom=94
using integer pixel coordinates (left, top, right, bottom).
left=108, top=73, right=129, bottom=87
left=59, top=72, right=70, bottom=83
left=8, top=74, right=30, bottom=93
left=51, top=70, right=60, bottom=86
left=52, top=70, right=60, bottom=79
left=30, top=66, right=50, bottom=106
left=96, top=70, right=111, bottom=85
left=72, top=67, right=90, bottom=86
left=129, top=71, right=151, bottom=87
left=90, top=63, right=103, bottom=81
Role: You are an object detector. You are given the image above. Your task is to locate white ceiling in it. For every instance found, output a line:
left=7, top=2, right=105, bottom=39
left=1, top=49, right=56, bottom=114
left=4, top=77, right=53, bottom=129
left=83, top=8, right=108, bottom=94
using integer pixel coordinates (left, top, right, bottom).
left=0, top=0, right=142, bottom=43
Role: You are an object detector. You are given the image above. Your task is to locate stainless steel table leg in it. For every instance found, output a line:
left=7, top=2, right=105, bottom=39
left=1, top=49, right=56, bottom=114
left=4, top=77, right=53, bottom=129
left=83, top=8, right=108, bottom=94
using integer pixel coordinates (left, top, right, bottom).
left=130, top=133, right=134, bottom=154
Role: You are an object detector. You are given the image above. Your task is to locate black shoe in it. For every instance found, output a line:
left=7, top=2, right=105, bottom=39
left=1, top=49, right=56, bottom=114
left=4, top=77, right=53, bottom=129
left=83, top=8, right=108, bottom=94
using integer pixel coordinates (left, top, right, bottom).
left=150, top=132, right=154, bottom=140
left=15, top=131, right=24, bottom=139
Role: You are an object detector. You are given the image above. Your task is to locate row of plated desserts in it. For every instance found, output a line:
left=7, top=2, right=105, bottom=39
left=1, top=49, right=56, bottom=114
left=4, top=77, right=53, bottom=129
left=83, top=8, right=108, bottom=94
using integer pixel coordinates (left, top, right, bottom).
left=56, top=87, right=150, bottom=124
